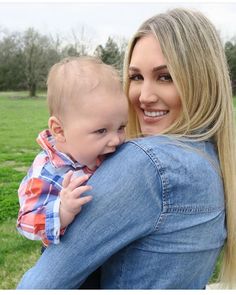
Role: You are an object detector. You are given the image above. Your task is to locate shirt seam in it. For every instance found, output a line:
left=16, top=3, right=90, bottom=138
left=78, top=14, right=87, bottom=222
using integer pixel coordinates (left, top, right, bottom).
left=128, top=141, right=169, bottom=232
left=165, top=206, right=225, bottom=214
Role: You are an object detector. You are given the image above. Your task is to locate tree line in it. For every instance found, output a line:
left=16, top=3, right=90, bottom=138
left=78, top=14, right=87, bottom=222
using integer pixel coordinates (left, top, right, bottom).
left=225, top=40, right=236, bottom=95
left=0, top=28, right=235, bottom=97
left=0, top=28, right=127, bottom=97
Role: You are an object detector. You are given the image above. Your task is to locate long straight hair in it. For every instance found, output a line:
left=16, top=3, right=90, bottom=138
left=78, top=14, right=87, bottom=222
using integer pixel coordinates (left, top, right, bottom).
left=123, top=8, right=236, bottom=288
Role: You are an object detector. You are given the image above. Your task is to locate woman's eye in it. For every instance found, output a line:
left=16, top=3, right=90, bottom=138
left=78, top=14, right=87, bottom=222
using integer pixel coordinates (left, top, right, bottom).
left=95, top=128, right=107, bottom=134
left=159, top=74, right=173, bottom=82
left=128, top=74, right=143, bottom=81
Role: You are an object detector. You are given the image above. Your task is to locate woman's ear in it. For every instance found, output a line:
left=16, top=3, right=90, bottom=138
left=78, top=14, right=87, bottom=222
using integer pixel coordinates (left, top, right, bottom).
left=48, top=116, right=66, bottom=142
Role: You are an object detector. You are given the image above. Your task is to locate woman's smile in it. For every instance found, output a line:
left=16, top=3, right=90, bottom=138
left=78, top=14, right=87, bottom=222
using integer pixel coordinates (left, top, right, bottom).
left=143, top=109, right=169, bottom=120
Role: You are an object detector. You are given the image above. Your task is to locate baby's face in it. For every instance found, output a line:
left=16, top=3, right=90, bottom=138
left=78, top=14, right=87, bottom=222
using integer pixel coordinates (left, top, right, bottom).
left=62, top=86, right=128, bottom=169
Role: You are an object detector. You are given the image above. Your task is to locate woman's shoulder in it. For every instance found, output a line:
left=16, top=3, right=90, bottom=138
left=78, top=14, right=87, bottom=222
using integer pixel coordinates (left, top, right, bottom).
left=124, top=135, right=219, bottom=172
left=128, top=135, right=179, bottom=147
left=117, top=136, right=187, bottom=172
left=127, top=135, right=215, bottom=153
left=123, top=135, right=224, bottom=210
left=125, top=135, right=204, bottom=154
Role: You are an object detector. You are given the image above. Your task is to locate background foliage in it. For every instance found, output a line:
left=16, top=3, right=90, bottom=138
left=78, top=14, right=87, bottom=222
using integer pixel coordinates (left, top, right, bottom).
left=0, top=27, right=235, bottom=97
left=0, top=28, right=127, bottom=97
left=225, top=39, right=236, bottom=94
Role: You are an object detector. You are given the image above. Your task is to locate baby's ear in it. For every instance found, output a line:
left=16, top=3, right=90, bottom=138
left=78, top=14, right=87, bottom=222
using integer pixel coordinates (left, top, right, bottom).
left=48, top=116, right=65, bottom=142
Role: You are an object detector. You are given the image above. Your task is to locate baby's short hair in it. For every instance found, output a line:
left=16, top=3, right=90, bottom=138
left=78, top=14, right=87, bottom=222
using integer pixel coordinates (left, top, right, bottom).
left=47, top=56, right=122, bottom=119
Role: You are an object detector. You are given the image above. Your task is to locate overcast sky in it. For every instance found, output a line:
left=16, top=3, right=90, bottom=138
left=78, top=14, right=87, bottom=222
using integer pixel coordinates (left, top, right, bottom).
left=0, top=1, right=236, bottom=48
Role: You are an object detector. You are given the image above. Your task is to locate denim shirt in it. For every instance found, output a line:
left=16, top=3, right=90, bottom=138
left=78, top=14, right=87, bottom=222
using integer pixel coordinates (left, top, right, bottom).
left=17, top=135, right=226, bottom=289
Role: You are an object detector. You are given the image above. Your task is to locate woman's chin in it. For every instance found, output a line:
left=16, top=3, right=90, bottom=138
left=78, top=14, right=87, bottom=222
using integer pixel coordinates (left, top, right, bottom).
left=140, top=124, right=164, bottom=136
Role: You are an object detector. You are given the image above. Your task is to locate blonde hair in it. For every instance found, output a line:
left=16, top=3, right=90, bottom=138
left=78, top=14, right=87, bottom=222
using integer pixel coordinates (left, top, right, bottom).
left=123, top=8, right=236, bottom=288
left=47, top=56, right=122, bottom=120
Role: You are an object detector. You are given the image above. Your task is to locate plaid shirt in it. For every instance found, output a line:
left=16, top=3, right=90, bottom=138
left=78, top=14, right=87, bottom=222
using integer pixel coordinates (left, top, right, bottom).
left=17, top=129, right=98, bottom=246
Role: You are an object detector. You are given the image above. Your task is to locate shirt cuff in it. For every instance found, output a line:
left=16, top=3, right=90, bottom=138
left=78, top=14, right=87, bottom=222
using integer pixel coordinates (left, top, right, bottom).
left=45, top=198, right=61, bottom=244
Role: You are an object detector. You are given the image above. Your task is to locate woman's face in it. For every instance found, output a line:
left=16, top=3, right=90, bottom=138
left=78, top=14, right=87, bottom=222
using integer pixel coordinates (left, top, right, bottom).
left=128, top=34, right=182, bottom=135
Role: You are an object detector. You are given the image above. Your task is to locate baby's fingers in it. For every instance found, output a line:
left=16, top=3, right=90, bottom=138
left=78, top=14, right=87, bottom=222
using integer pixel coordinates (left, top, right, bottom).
left=62, top=170, right=73, bottom=188
left=68, top=174, right=90, bottom=191
left=77, top=195, right=93, bottom=207
left=72, top=185, right=93, bottom=198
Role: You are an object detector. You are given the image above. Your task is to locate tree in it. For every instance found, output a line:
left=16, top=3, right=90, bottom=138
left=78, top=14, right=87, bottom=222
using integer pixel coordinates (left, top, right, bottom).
left=94, top=36, right=127, bottom=75
left=225, top=39, right=236, bottom=95
left=21, top=28, right=61, bottom=97
left=61, top=26, right=92, bottom=58
left=0, top=29, right=61, bottom=95
left=22, top=28, right=50, bottom=96
left=0, top=32, right=25, bottom=90
left=0, top=27, right=94, bottom=95
left=115, top=36, right=128, bottom=78
left=95, top=37, right=120, bottom=68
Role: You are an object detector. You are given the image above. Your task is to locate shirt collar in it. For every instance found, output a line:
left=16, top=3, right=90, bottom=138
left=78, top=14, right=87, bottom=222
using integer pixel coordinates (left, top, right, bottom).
left=36, top=129, right=84, bottom=169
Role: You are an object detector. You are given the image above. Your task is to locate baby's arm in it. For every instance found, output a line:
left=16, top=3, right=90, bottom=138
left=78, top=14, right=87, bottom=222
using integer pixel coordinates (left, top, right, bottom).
left=59, top=171, right=93, bottom=228
left=17, top=176, right=61, bottom=244
left=17, top=171, right=92, bottom=245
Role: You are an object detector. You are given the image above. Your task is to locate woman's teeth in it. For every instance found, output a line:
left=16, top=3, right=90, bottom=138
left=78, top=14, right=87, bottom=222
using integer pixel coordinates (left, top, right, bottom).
left=144, top=110, right=168, bottom=117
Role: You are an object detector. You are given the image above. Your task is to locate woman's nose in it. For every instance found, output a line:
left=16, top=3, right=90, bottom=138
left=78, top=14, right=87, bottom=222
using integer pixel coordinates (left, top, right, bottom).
left=139, top=81, right=159, bottom=104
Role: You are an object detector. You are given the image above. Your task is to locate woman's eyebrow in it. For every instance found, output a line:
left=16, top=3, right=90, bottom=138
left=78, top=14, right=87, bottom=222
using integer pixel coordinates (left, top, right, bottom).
left=128, top=66, right=139, bottom=72
left=153, top=65, right=167, bottom=71
left=129, top=65, right=167, bottom=72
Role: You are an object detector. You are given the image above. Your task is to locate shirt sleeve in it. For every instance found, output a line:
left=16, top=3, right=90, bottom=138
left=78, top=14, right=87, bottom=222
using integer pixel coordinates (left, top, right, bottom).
left=17, top=176, right=63, bottom=245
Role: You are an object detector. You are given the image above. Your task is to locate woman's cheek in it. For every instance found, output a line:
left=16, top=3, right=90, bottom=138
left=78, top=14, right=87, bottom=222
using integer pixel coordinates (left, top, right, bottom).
left=128, top=85, right=139, bottom=104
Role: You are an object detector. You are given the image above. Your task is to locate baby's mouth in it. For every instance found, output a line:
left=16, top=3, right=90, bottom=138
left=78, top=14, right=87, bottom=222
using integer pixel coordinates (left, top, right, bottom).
left=97, top=155, right=105, bottom=162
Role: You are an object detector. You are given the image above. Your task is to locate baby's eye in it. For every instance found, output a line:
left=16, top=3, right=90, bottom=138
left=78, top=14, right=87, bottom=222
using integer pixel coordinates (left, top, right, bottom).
left=128, top=74, right=143, bottom=81
left=95, top=128, right=107, bottom=134
left=159, top=74, right=173, bottom=82
left=118, top=125, right=126, bottom=132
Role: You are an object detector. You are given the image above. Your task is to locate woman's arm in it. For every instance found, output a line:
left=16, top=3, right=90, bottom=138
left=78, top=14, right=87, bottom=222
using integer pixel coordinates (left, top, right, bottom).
left=17, top=141, right=162, bottom=289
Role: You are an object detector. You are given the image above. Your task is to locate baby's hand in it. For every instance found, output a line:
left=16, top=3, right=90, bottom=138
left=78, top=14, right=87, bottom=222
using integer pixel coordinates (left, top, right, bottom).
left=59, top=171, right=92, bottom=227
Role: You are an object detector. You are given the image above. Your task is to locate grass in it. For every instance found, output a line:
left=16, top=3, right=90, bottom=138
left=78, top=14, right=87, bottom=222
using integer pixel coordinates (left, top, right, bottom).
left=0, top=92, right=48, bottom=222
left=0, top=220, right=41, bottom=289
left=0, top=92, right=235, bottom=289
left=0, top=92, right=47, bottom=289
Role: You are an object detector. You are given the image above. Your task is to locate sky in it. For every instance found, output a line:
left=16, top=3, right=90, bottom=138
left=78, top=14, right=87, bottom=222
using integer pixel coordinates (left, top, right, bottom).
left=0, top=0, right=236, bottom=48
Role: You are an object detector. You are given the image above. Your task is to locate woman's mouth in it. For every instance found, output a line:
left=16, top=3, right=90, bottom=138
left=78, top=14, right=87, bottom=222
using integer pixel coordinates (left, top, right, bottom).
left=144, top=110, right=169, bottom=118
left=142, top=109, right=169, bottom=123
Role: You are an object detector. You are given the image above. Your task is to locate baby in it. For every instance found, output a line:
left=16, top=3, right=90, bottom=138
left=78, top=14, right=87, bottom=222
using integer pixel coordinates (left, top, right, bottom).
left=17, top=56, right=128, bottom=246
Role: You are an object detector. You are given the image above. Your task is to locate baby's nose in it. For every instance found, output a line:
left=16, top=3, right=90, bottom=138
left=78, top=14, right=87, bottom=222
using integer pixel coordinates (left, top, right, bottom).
left=108, top=134, right=121, bottom=147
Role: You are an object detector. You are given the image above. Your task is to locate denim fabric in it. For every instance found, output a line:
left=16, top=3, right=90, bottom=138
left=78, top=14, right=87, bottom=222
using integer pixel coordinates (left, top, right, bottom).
left=17, top=135, right=226, bottom=289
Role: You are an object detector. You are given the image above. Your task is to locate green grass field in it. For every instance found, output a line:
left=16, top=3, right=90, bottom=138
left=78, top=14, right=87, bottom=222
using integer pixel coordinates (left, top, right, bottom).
left=0, top=92, right=47, bottom=289
left=0, top=92, right=235, bottom=289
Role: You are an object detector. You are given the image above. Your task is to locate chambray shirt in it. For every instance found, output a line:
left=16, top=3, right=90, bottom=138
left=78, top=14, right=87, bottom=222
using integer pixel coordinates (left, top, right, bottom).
left=17, top=135, right=226, bottom=289
left=17, top=129, right=96, bottom=245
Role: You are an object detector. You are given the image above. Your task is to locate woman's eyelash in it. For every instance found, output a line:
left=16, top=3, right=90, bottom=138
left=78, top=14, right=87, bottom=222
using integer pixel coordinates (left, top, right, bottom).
left=128, top=74, right=143, bottom=81
left=159, top=74, right=173, bottom=81
left=128, top=73, right=172, bottom=82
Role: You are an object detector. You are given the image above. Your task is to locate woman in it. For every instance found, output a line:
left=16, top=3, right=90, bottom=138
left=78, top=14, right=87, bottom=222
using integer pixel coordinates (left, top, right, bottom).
left=17, top=8, right=236, bottom=289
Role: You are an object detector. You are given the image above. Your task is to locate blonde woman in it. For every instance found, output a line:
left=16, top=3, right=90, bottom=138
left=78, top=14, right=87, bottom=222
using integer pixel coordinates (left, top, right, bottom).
left=124, top=8, right=236, bottom=288
left=18, top=8, right=236, bottom=289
